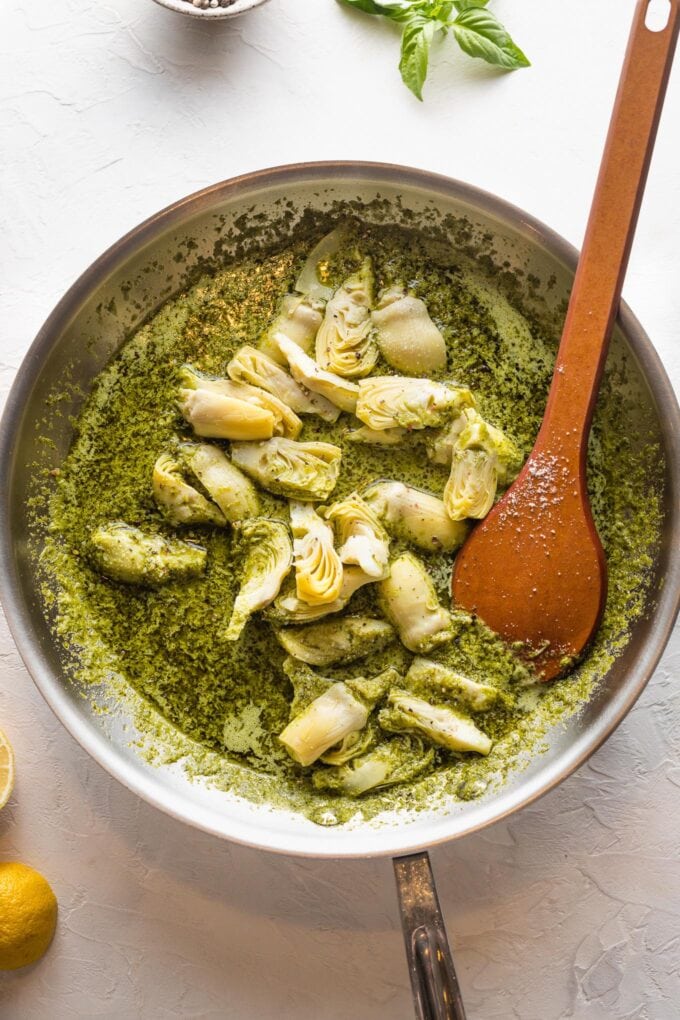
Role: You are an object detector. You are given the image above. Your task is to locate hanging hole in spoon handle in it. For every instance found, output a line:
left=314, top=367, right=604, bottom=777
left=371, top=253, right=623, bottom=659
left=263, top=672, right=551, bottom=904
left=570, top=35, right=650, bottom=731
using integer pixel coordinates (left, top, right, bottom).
left=393, top=852, right=466, bottom=1020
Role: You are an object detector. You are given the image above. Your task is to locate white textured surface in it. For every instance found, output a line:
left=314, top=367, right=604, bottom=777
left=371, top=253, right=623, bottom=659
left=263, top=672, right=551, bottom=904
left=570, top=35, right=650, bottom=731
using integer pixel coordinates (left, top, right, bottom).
left=1, top=0, right=679, bottom=1016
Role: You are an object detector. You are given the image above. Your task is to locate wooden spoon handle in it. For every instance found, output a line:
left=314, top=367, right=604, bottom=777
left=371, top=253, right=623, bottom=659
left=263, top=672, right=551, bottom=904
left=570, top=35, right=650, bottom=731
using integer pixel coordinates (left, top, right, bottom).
left=537, top=0, right=680, bottom=458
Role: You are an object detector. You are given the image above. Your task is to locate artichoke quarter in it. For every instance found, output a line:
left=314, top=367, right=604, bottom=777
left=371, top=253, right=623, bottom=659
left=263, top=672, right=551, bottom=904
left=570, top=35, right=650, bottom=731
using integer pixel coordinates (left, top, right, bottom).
left=227, top=345, right=339, bottom=423
left=356, top=377, right=473, bottom=432
left=443, top=409, right=523, bottom=521
left=231, top=437, right=342, bottom=502
left=276, top=616, right=395, bottom=667
left=323, top=492, right=390, bottom=579
left=273, top=333, right=360, bottom=415
left=379, top=690, right=492, bottom=756
left=290, top=501, right=344, bottom=606
left=178, top=365, right=301, bottom=441
left=178, top=442, right=260, bottom=523
left=152, top=452, right=226, bottom=528
left=363, top=480, right=468, bottom=554
left=378, top=552, right=453, bottom=654
left=315, top=259, right=378, bottom=379
left=267, top=566, right=375, bottom=625
left=89, top=522, right=206, bottom=588
left=371, top=285, right=447, bottom=375
left=224, top=519, right=293, bottom=641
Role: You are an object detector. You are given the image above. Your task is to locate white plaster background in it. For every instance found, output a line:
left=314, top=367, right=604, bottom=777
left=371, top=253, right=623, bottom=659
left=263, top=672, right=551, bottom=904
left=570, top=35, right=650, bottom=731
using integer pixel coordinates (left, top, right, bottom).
left=1, top=1, right=679, bottom=1017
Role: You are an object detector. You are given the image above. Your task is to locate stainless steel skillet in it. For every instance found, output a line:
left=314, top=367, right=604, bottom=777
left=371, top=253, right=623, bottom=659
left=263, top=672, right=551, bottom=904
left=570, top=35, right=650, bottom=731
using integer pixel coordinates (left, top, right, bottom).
left=1, top=162, right=678, bottom=1017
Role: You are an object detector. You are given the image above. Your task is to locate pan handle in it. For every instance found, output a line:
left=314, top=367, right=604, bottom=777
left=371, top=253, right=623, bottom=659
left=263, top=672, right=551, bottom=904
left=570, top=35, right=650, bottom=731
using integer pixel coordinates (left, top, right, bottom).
left=393, top=851, right=466, bottom=1020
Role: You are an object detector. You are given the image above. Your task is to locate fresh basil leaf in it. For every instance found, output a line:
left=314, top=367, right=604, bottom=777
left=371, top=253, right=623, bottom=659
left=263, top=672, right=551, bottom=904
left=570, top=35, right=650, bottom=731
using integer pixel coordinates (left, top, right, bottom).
left=452, top=8, right=530, bottom=68
left=427, top=1, right=455, bottom=24
left=337, top=0, right=411, bottom=19
left=453, top=0, right=489, bottom=10
left=399, top=16, right=435, bottom=100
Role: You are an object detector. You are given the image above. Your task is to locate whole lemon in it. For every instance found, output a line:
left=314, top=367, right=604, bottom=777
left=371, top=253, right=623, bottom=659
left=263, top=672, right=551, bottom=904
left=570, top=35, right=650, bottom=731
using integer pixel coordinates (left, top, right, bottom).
left=0, top=862, right=57, bottom=970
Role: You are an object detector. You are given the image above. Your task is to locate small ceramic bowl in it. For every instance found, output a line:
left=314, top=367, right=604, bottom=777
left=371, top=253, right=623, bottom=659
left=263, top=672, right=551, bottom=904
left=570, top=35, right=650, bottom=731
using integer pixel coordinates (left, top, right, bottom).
left=152, top=0, right=270, bottom=18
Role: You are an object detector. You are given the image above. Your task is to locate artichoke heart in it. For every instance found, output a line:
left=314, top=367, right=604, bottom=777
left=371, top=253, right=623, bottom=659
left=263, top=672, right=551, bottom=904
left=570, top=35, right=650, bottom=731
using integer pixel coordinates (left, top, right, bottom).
left=259, top=293, right=324, bottom=364
left=290, top=501, right=344, bottom=606
left=152, top=452, right=226, bottom=527
left=90, top=522, right=206, bottom=588
left=356, top=377, right=474, bottom=431
left=323, top=492, right=390, bottom=579
left=371, top=285, right=447, bottom=375
left=405, top=658, right=504, bottom=712
left=273, top=333, right=360, bottom=414
left=178, top=365, right=301, bottom=441
left=444, top=410, right=523, bottom=521
left=279, top=682, right=369, bottom=767
left=231, top=438, right=342, bottom=502
left=316, top=259, right=378, bottom=379
left=224, top=519, right=293, bottom=641
left=313, top=735, right=435, bottom=797
left=275, top=616, right=395, bottom=667
left=378, top=552, right=453, bottom=654
left=267, top=566, right=375, bottom=624
left=379, top=689, right=492, bottom=756
left=363, top=480, right=468, bottom=554
left=227, top=345, right=339, bottom=423
left=178, top=442, right=260, bottom=522
left=279, top=663, right=396, bottom=767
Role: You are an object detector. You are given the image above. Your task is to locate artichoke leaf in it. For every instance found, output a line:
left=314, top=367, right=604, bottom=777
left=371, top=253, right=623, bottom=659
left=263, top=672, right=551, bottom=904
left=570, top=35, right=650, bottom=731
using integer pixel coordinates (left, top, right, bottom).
left=294, top=226, right=348, bottom=302
left=179, top=365, right=302, bottom=440
left=282, top=657, right=334, bottom=719
left=319, top=720, right=379, bottom=767
left=405, top=658, right=505, bottom=712
left=346, top=424, right=409, bottom=446
left=313, top=735, right=435, bottom=797
left=267, top=566, right=375, bottom=624
left=259, top=293, right=324, bottom=363
left=278, top=682, right=369, bottom=767
left=443, top=410, right=523, bottom=521
left=179, top=387, right=275, bottom=441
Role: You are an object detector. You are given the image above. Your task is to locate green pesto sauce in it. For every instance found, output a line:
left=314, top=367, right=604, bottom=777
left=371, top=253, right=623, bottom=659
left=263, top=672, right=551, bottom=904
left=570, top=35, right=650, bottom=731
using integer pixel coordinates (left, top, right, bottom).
left=40, top=222, right=664, bottom=826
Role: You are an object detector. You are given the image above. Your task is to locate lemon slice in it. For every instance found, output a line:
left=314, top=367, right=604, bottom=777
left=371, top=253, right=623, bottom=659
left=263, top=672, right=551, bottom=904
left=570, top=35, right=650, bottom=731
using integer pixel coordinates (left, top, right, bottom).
left=0, top=729, right=15, bottom=810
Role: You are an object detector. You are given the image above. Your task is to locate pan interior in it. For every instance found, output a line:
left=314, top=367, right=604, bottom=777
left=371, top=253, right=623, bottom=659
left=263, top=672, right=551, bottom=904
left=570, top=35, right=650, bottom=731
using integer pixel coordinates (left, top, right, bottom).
left=2, top=168, right=676, bottom=857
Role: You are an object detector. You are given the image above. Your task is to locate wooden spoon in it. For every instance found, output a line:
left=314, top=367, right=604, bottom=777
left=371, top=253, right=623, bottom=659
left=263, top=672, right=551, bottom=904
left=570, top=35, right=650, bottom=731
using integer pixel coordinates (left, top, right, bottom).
left=452, top=0, right=679, bottom=682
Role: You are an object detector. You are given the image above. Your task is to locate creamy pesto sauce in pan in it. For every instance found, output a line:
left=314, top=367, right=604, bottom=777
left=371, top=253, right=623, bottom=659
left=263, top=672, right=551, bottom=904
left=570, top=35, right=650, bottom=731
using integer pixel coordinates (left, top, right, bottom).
left=40, top=224, right=663, bottom=824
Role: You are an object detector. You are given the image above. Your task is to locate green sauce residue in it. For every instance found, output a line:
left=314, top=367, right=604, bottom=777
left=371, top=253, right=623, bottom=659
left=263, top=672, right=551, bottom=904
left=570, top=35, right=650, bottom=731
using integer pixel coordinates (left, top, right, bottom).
left=39, top=222, right=664, bottom=826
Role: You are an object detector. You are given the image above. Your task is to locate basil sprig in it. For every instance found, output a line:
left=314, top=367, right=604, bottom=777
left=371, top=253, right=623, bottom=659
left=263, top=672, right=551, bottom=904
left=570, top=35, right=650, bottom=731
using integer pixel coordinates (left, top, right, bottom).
left=338, top=0, right=529, bottom=100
